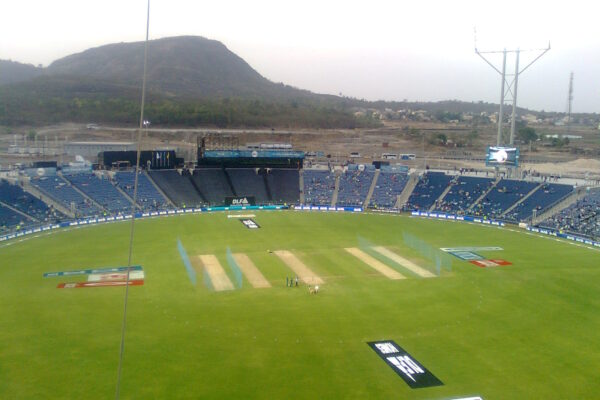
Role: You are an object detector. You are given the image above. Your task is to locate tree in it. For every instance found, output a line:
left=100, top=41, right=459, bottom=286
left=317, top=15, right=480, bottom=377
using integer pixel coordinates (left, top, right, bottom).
left=517, top=126, right=537, bottom=144
left=550, top=137, right=570, bottom=147
left=436, top=133, right=448, bottom=145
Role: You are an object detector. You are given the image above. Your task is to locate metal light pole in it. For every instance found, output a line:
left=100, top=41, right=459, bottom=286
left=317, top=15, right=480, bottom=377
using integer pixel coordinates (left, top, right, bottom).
left=143, top=120, right=150, bottom=140
left=498, top=49, right=506, bottom=146
left=509, top=50, right=520, bottom=145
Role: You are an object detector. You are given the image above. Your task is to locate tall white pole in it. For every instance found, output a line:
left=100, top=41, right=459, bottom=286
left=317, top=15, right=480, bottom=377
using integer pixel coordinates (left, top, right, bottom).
left=509, top=49, right=520, bottom=145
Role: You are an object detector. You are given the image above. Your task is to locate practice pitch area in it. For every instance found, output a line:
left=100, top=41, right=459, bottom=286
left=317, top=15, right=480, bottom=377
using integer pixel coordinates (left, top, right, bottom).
left=1, top=211, right=600, bottom=399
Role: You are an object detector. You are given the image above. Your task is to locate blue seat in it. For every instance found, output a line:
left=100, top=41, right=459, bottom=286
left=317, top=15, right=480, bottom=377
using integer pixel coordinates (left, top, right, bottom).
left=114, top=171, right=170, bottom=211
left=539, top=188, right=600, bottom=239
left=406, top=172, right=453, bottom=211
left=303, top=170, right=336, bottom=206
left=435, top=176, right=495, bottom=215
left=337, top=169, right=375, bottom=206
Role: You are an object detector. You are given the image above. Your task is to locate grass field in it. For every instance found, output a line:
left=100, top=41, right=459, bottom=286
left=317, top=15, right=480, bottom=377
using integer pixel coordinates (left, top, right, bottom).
left=1, top=211, right=600, bottom=399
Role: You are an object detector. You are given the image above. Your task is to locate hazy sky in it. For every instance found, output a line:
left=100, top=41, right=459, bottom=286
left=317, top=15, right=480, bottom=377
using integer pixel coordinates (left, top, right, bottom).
left=1, top=0, right=598, bottom=112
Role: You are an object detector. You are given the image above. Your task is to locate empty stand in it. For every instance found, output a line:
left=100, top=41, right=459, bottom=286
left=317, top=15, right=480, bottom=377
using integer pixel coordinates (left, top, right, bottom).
left=0, top=180, right=66, bottom=224
left=148, top=170, right=204, bottom=208
left=191, top=169, right=234, bottom=205
left=0, top=180, right=62, bottom=224
left=266, top=169, right=300, bottom=204
left=31, top=175, right=101, bottom=217
left=114, top=171, right=170, bottom=211
left=63, top=173, right=132, bottom=213
left=226, top=169, right=269, bottom=204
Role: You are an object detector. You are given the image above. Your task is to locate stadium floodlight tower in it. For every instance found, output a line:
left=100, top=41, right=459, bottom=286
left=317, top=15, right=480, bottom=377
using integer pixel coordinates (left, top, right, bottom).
left=475, top=32, right=550, bottom=176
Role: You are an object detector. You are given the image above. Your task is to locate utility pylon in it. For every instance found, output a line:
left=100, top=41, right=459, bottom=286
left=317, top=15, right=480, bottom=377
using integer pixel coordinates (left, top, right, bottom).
left=566, top=72, right=574, bottom=136
left=475, top=32, right=550, bottom=147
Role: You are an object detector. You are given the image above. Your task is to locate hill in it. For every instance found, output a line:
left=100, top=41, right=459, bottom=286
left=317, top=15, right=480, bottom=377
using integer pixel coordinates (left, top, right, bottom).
left=0, top=60, right=43, bottom=85
left=0, top=36, right=578, bottom=128
left=45, top=36, right=318, bottom=100
left=0, top=36, right=379, bottom=128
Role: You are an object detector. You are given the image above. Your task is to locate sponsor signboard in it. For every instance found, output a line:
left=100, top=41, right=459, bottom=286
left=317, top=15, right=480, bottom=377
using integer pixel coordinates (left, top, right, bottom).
left=225, top=196, right=256, bottom=206
left=440, top=247, right=503, bottom=252
left=368, top=340, right=443, bottom=389
left=57, top=280, right=144, bottom=288
left=469, top=259, right=512, bottom=268
left=227, top=214, right=256, bottom=219
left=240, top=219, right=260, bottom=229
left=88, top=270, right=145, bottom=282
left=448, top=251, right=484, bottom=261
left=44, top=265, right=142, bottom=278
left=449, top=397, right=483, bottom=400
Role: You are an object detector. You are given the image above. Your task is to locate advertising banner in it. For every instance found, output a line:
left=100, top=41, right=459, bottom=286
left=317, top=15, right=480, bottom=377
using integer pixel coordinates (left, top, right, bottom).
left=225, top=196, right=256, bottom=206
left=368, top=340, right=443, bottom=389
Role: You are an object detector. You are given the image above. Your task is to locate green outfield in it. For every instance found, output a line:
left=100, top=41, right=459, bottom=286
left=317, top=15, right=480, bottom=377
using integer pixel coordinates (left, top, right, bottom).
left=1, top=211, right=600, bottom=399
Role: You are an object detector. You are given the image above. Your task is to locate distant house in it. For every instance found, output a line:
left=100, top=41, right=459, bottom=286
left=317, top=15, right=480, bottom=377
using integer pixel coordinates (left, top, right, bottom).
left=522, top=114, right=540, bottom=124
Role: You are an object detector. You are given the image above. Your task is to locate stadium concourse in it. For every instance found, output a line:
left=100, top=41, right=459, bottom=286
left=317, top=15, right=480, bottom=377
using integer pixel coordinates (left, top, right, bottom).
left=1, top=150, right=599, bottom=242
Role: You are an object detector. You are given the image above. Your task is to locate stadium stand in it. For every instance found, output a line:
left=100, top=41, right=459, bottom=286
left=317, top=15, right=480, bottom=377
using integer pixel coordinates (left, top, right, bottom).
left=472, top=179, right=539, bottom=219
left=31, top=176, right=101, bottom=217
left=0, top=204, right=27, bottom=232
left=369, top=168, right=410, bottom=208
left=113, top=171, right=170, bottom=211
left=0, top=179, right=63, bottom=224
left=505, top=183, right=573, bottom=222
left=191, top=169, right=233, bottom=205
left=435, top=176, right=495, bottom=215
left=539, top=188, right=600, bottom=239
left=336, top=165, right=376, bottom=206
left=406, top=172, right=453, bottom=211
left=303, top=169, right=336, bottom=206
left=266, top=169, right=300, bottom=205
left=226, top=168, right=270, bottom=204
left=63, top=173, right=132, bottom=213
left=2, top=149, right=597, bottom=241
left=148, top=170, right=204, bottom=208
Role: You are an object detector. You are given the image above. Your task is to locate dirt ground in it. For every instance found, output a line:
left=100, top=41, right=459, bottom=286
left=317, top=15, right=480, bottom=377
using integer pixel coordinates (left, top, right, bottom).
left=195, top=254, right=234, bottom=291
left=2, top=122, right=598, bottom=178
left=344, top=247, right=405, bottom=280
left=371, top=246, right=436, bottom=278
left=232, top=253, right=271, bottom=288
left=273, top=250, right=324, bottom=285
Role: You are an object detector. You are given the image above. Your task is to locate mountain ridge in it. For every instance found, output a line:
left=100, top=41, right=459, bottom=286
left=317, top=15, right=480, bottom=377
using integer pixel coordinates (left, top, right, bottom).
left=0, top=35, right=580, bottom=127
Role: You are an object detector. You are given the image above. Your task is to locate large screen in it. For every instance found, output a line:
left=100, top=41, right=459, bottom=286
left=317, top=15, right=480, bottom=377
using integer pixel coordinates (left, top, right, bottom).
left=485, top=146, right=519, bottom=167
